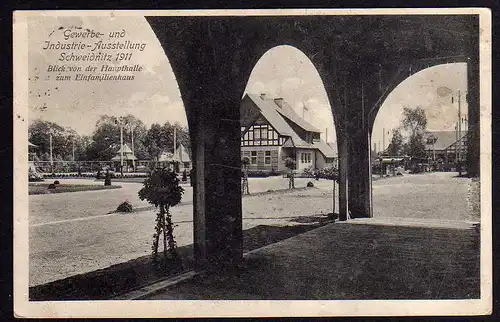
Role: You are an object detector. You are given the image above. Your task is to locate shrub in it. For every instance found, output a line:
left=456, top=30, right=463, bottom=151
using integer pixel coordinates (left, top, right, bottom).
left=241, top=156, right=250, bottom=166
left=284, top=157, right=296, bottom=170
left=302, top=165, right=315, bottom=178
left=53, top=180, right=60, bottom=185
left=138, top=168, right=184, bottom=262
left=47, top=184, right=56, bottom=190
left=270, top=168, right=280, bottom=176
left=28, top=170, right=44, bottom=182
left=317, top=165, right=339, bottom=181
left=116, top=201, right=134, bottom=213
left=284, top=157, right=296, bottom=189
left=247, top=170, right=270, bottom=178
left=104, top=171, right=112, bottom=186
left=241, top=157, right=250, bottom=195
left=307, top=181, right=314, bottom=187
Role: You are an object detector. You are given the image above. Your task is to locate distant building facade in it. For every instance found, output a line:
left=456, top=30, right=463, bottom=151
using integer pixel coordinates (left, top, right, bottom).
left=424, top=130, right=468, bottom=164
left=111, top=143, right=137, bottom=172
left=241, top=93, right=337, bottom=173
left=158, top=143, right=192, bottom=172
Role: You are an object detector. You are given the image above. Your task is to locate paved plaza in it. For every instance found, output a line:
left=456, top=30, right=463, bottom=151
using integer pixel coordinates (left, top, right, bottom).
left=29, top=172, right=477, bottom=287
left=146, top=219, right=479, bottom=300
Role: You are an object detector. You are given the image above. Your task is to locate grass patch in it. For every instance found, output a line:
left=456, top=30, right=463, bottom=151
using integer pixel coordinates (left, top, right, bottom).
left=29, top=183, right=121, bottom=195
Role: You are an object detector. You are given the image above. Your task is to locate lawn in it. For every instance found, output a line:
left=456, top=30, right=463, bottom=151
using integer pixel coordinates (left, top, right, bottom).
left=29, top=183, right=122, bottom=195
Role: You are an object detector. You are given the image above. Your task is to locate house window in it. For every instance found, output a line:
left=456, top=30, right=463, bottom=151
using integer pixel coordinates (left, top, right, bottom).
left=254, top=128, right=261, bottom=140
left=261, top=128, right=268, bottom=140
left=301, top=152, right=312, bottom=163
left=242, top=124, right=281, bottom=147
left=251, top=151, right=257, bottom=165
left=265, top=151, right=271, bottom=164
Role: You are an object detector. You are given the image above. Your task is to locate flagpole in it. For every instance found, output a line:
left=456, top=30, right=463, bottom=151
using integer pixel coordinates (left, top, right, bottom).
left=458, top=90, right=462, bottom=175
left=49, top=133, right=53, bottom=172
left=130, top=125, right=135, bottom=171
left=173, top=126, right=177, bottom=157
left=120, top=120, right=124, bottom=174
left=382, top=128, right=385, bottom=155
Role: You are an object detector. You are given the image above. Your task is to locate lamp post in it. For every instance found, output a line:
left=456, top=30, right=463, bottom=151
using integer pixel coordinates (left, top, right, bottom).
left=120, top=123, right=124, bottom=174
left=49, top=133, right=53, bottom=173
left=115, top=117, right=125, bottom=176
left=72, top=138, right=75, bottom=161
left=452, top=90, right=465, bottom=175
left=129, top=124, right=135, bottom=172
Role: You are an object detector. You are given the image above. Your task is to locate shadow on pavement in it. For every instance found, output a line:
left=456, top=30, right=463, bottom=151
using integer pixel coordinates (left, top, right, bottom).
left=29, top=213, right=337, bottom=301
left=148, top=223, right=480, bottom=300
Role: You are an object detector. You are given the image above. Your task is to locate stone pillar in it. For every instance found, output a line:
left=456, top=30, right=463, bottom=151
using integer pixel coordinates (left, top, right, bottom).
left=347, top=127, right=373, bottom=218
left=467, top=57, right=480, bottom=178
left=191, top=100, right=243, bottom=270
left=145, top=17, right=247, bottom=269
left=337, top=134, right=349, bottom=221
left=205, top=123, right=243, bottom=268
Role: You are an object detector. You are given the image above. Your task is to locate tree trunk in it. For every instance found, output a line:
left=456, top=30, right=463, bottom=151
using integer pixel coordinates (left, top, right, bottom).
left=164, top=205, right=177, bottom=259
left=160, top=204, right=167, bottom=259
left=152, top=212, right=161, bottom=260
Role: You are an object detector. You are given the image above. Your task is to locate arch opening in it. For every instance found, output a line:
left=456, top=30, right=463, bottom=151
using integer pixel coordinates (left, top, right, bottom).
left=239, top=44, right=342, bottom=237
left=27, top=16, right=194, bottom=287
left=370, top=62, right=471, bottom=222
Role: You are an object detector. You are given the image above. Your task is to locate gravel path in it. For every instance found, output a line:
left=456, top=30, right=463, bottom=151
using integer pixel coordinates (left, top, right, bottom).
left=28, top=172, right=474, bottom=286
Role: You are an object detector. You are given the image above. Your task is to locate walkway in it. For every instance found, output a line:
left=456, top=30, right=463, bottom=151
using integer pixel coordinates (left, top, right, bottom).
left=145, top=218, right=480, bottom=300
left=29, top=172, right=477, bottom=288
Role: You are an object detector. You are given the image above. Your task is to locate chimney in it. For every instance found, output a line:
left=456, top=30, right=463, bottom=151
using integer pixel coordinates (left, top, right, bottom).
left=260, top=93, right=266, bottom=100
left=274, top=98, right=284, bottom=108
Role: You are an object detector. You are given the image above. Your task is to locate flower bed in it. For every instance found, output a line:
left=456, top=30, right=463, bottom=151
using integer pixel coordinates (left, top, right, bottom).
left=29, top=183, right=121, bottom=195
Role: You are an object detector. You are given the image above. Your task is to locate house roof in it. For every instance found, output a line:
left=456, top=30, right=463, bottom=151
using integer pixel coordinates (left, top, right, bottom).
left=158, top=144, right=191, bottom=163
left=116, top=143, right=134, bottom=154
left=275, top=100, right=320, bottom=133
left=112, top=143, right=137, bottom=160
left=245, top=94, right=295, bottom=136
left=174, top=144, right=191, bottom=162
left=283, top=138, right=337, bottom=158
left=158, top=151, right=173, bottom=162
left=245, top=93, right=337, bottom=157
left=111, top=154, right=137, bottom=161
left=314, top=140, right=337, bottom=158
left=425, top=131, right=468, bottom=151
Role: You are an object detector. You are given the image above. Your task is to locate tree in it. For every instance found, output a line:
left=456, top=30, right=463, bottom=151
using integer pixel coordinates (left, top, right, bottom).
left=121, top=114, right=149, bottom=160
left=401, top=106, right=427, bottom=160
left=85, top=115, right=121, bottom=161
left=144, top=123, right=168, bottom=164
left=29, top=119, right=81, bottom=161
left=143, top=121, right=191, bottom=165
left=285, top=157, right=296, bottom=189
left=138, top=168, right=184, bottom=262
left=172, top=123, right=191, bottom=156
left=162, top=122, right=191, bottom=155
left=387, top=127, right=404, bottom=156
left=241, top=157, right=250, bottom=195
left=86, top=114, right=148, bottom=161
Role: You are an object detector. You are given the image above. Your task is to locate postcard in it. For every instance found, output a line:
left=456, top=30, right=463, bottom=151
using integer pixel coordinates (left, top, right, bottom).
left=13, top=8, right=492, bottom=318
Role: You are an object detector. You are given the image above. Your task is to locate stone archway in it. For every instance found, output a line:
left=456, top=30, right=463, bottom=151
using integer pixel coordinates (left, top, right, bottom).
left=146, top=14, right=480, bottom=267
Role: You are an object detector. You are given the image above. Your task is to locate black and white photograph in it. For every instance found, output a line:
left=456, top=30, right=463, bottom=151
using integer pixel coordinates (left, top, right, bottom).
left=13, top=9, right=492, bottom=318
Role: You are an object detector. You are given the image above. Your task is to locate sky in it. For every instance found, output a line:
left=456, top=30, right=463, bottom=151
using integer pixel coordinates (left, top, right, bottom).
left=28, top=16, right=468, bottom=152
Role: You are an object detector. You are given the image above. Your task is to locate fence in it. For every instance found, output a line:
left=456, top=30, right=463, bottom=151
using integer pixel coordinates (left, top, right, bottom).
left=32, top=160, right=157, bottom=174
